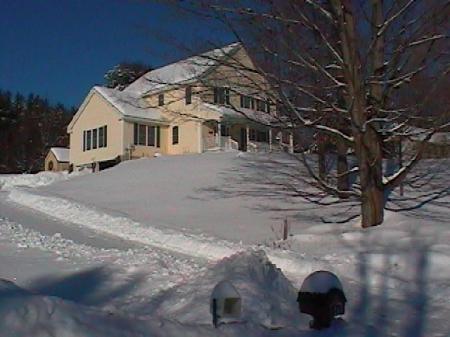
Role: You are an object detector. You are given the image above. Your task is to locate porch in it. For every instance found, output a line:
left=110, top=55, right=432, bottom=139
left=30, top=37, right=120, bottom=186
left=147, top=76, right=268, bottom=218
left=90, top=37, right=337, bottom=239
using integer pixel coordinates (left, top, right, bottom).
left=202, top=120, right=294, bottom=153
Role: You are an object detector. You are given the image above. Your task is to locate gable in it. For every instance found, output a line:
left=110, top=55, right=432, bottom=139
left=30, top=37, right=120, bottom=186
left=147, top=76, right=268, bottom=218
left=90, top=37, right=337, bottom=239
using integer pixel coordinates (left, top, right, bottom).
left=67, top=89, right=121, bottom=133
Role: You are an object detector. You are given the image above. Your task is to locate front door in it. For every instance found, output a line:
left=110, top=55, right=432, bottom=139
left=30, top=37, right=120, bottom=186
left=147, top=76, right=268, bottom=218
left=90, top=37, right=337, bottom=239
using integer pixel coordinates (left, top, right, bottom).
left=240, top=128, right=247, bottom=151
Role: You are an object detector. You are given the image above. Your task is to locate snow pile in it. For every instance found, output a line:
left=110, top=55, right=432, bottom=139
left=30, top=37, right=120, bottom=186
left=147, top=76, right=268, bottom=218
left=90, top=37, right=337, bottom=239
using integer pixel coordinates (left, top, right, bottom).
left=0, top=171, right=84, bottom=191
left=149, top=250, right=305, bottom=329
left=0, top=279, right=146, bottom=337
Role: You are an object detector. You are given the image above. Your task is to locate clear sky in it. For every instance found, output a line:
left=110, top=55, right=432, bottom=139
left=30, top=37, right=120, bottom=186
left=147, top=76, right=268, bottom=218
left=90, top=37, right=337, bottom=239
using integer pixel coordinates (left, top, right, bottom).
left=0, top=0, right=232, bottom=108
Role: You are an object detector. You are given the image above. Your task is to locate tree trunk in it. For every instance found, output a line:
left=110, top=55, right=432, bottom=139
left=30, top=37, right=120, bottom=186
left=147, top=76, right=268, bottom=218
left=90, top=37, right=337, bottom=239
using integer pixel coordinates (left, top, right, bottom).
left=357, top=130, right=384, bottom=227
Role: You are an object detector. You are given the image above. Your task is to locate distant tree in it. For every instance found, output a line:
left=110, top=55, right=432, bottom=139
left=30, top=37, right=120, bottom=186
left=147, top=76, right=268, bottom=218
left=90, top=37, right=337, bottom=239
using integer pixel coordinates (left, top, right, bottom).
left=0, top=90, right=73, bottom=173
left=104, top=62, right=152, bottom=90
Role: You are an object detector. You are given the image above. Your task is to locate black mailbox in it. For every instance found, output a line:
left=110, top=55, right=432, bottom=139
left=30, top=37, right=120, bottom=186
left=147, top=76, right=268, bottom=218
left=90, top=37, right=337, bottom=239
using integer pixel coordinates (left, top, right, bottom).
left=297, top=271, right=346, bottom=329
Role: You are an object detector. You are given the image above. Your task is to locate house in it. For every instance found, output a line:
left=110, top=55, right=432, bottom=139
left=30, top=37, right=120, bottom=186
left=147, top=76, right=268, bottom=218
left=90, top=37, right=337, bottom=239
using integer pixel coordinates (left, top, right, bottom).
left=67, top=43, right=293, bottom=169
left=45, top=147, right=70, bottom=171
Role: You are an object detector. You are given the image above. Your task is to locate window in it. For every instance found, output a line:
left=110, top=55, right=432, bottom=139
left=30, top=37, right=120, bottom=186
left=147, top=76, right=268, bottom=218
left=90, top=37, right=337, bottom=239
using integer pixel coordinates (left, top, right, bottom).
left=92, top=129, right=98, bottom=149
left=139, top=124, right=146, bottom=145
left=86, top=130, right=92, bottom=150
left=172, top=126, right=179, bottom=145
left=134, top=123, right=159, bottom=147
left=185, top=86, right=192, bottom=105
left=104, top=125, right=107, bottom=147
left=220, top=124, right=230, bottom=137
left=158, top=94, right=164, bottom=106
left=256, top=99, right=266, bottom=112
left=249, top=128, right=256, bottom=141
left=83, top=126, right=107, bottom=151
left=214, top=87, right=230, bottom=105
left=240, top=95, right=252, bottom=109
left=134, top=123, right=139, bottom=145
left=98, top=126, right=104, bottom=148
left=147, top=126, right=155, bottom=146
left=156, top=126, right=160, bottom=148
left=257, top=130, right=268, bottom=142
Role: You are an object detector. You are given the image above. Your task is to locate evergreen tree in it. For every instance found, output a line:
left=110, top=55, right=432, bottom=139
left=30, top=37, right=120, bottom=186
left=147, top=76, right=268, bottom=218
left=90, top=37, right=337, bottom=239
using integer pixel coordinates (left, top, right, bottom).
left=104, top=62, right=151, bottom=90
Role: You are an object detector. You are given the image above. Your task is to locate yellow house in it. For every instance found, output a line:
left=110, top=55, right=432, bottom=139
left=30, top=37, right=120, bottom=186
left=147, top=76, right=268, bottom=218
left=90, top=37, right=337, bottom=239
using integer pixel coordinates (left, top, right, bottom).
left=67, top=43, right=293, bottom=169
left=45, top=147, right=70, bottom=171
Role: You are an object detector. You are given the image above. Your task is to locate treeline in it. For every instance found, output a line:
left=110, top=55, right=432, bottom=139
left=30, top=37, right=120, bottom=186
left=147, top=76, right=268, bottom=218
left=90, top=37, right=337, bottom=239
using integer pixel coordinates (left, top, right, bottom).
left=0, top=90, right=75, bottom=173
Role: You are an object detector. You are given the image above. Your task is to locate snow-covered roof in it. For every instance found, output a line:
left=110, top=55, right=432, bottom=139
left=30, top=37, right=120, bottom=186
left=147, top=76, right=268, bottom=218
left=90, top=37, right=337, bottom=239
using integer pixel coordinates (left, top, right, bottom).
left=124, top=43, right=241, bottom=96
left=50, top=147, right=69, bottom=162
left=93, top=86, right=165, bottom=122
left=202, top=103, right=278, bottom=125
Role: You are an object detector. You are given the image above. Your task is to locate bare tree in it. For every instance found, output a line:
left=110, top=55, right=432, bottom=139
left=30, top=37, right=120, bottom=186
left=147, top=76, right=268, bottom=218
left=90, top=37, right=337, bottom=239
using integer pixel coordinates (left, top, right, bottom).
left=147, top=0, right=449, bottom=227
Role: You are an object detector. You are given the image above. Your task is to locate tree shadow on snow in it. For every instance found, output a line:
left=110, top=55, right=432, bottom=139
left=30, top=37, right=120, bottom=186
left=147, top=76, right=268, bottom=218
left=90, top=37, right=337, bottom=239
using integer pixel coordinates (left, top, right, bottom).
left=28, top=265, right=148, bottom=308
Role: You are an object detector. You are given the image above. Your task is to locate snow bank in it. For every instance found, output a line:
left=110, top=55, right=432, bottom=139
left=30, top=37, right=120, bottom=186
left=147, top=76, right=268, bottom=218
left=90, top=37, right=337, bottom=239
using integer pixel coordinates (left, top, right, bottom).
left=0, top=171, right=85, bottom=191
left=0, top=279, right=145, bottom=337
left=7, top=189, right=241, bottom=261
left=149, top=250, right=306, bottom=329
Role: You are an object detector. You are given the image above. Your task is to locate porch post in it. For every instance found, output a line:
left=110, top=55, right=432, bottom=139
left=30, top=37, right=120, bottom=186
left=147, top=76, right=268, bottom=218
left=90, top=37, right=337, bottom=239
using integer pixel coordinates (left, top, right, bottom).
left=268, top=128, right=272, bottom=152
left=217, top=121, right=222, bottom=148
left=246, top=125, right=250, bottom=152
left=288, top=131, right=294, bottom=154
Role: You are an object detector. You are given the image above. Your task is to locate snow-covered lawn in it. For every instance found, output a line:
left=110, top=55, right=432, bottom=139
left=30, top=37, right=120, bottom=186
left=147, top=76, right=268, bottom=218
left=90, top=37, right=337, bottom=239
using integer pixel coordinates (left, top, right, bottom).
left=1, top=152, right=449, bottom=336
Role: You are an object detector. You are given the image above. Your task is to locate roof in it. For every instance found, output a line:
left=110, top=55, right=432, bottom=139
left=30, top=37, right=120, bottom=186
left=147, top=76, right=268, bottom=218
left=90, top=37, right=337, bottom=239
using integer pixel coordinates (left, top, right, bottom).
left=202, top=103, right=278, bottom=126
left=50, top=147, right=69, bottom=162
left=124, top=43, right=241, bottom=96
left=93, top=86, right=165, bottom=122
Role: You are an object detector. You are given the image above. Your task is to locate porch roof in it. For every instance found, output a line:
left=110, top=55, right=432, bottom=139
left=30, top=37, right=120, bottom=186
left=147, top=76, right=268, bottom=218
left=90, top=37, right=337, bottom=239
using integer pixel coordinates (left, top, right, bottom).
left=201, top=103, right=279, bottom=126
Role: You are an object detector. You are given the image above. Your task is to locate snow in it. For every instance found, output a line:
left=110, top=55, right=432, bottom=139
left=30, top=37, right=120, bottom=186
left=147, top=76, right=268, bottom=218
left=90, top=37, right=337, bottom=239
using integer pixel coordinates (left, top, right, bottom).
left=0, top=152, right=449, bottom=336
left=0, top=171, right=82, bottom=191
left=300, top=271, right=343, bottom=294
left=124, top=43, right=240, bottom=96
left=93, top=86, right=165, bottom=121
left=49, top=147, right=69, bottom=162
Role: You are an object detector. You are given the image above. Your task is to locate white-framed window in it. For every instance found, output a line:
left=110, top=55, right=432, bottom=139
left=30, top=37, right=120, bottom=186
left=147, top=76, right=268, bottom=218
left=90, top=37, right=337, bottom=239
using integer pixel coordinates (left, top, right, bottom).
left=92, top=129, right=98, bottom=149
left=172, top=126, right=179, bottom=145
left=134, top=123, right=160, bottom=147
left=83, top=125, right=107, bottom=152
left=86, top=130, right=92, bottom=150
left=240, top=95, right=252, bottom=109
left=138, top=124, right=146, bottom=145
left=185, top=86, right=192, bottom=105
left=214, top=87, right=230, bottom=105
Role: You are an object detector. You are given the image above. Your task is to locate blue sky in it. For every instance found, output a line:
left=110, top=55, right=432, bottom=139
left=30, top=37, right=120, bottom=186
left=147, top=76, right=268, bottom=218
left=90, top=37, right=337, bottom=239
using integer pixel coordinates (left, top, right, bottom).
left=0, top=0, right=232, bottom=108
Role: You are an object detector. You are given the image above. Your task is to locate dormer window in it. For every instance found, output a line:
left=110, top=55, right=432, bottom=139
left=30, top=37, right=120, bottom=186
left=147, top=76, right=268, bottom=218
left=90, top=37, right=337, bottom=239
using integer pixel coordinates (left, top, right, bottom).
left=185, top=86, right=192, bottom=105
left=158, top=93, right=164, bottom=106
left=214, top=87, right=230, bottom=105
left=240, top=95, right=252, bottom=109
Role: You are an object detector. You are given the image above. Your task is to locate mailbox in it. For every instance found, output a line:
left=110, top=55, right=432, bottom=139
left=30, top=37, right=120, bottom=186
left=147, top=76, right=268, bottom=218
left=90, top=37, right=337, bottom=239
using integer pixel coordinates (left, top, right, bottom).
left=210, top=280, right=242, bottom=327
left=297, top=271, right=346, bottom=329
